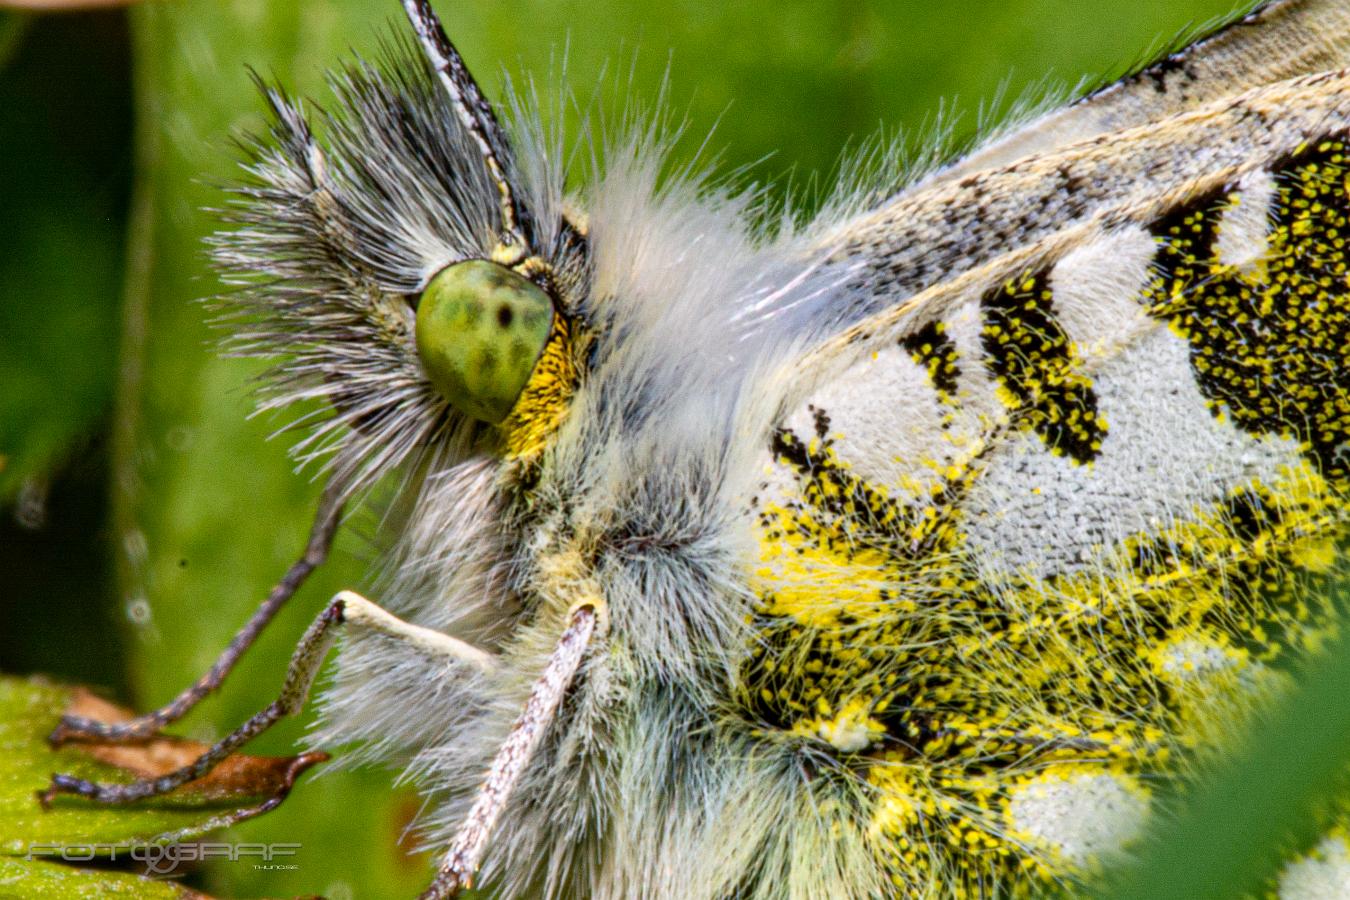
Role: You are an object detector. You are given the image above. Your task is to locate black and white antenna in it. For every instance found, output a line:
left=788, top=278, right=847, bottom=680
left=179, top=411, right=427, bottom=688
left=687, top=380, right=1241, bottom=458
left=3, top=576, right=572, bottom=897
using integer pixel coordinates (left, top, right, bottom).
left=401, top=0, right=531, bottom=261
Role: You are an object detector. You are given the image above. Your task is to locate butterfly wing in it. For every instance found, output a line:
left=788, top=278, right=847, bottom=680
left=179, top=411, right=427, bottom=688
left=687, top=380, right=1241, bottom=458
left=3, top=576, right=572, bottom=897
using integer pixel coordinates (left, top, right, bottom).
left=943, top=0, right=1350, bottom=180
left=744, top=10, right=1350, bottom=894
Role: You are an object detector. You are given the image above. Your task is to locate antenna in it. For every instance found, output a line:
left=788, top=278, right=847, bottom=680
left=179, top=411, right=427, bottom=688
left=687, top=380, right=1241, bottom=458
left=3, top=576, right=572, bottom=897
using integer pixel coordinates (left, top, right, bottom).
left=401, top=0, right=530, bottom=259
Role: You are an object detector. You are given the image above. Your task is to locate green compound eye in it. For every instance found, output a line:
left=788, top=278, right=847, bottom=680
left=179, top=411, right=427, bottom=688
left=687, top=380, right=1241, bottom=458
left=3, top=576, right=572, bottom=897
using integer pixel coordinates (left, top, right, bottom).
left=414, top=259, right=555, bottom=424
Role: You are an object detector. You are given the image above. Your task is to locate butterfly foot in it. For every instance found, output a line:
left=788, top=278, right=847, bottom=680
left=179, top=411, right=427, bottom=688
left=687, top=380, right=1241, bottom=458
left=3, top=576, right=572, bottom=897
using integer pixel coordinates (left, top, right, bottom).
left=47, top=713, right=158, bottom=749
left=36, top=772, right=125, bottom=809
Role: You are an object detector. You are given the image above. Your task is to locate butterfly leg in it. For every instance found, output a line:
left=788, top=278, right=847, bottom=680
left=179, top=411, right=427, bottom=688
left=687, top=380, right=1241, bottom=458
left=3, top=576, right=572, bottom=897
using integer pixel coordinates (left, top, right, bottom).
left=39, top=590, right=495, bottom=807
left=48, top=479, right=346, bottom=748
left=419, top=602, right=598, bottom=900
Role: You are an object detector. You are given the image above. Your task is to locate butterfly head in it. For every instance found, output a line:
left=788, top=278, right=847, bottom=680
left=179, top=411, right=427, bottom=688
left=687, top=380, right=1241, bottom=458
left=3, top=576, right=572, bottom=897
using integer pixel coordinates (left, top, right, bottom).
left=216, top=0, right=589, bottom=488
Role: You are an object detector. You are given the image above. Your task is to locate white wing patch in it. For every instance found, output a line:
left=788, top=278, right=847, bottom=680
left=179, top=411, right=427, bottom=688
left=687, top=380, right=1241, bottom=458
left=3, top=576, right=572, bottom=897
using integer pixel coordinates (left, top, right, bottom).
left=1216, top=169, right=1277, bottom=273
left=1155, top=636, right=1247, bottom=682
left=1045, top=224, right=1156, bottom=361
left=963, top=325, right=1300, bottom=582
left=1280, top=834, right=1350, bottom=900
left=775, top=345, right=952, bottom=498
left=1006, top=770, right=1150, bottom=868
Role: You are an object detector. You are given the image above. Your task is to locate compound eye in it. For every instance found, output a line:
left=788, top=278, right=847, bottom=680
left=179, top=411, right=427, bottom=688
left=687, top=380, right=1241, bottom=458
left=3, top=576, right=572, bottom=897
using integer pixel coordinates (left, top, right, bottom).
left=414, top=259, right=555, bottom=424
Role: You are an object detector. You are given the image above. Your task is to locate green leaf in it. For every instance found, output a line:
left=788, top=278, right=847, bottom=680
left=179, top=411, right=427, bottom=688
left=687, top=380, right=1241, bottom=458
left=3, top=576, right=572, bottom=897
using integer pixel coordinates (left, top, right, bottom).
left=0, top=856, right=207, bottom=900
left=0, top=675, right=300, bottom=853
left=3, top=676, right=212, bottom=851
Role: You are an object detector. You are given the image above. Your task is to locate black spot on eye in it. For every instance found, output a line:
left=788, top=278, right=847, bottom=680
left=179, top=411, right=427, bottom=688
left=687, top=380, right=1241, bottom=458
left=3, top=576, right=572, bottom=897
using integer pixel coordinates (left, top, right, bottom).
left=497, top=305, right=514, bottom=328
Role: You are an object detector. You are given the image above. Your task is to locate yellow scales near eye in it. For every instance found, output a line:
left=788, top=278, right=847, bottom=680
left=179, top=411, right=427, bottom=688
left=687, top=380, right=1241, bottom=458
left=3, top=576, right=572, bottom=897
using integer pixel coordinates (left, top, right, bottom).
left=34, top=0, right=1350, bottom=898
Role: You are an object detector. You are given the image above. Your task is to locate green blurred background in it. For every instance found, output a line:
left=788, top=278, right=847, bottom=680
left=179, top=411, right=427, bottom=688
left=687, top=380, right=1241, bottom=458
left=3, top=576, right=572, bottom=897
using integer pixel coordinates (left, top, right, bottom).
left=0, top=0, right=1242, bottom=896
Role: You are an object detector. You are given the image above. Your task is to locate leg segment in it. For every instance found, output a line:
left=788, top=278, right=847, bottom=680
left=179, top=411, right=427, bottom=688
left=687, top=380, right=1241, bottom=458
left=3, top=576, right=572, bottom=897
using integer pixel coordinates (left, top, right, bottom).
left=40, top=591, right=494, bottom=806
left=419, top=603, right=597, bottom=900
left=50, top=478, right=346, bottom=747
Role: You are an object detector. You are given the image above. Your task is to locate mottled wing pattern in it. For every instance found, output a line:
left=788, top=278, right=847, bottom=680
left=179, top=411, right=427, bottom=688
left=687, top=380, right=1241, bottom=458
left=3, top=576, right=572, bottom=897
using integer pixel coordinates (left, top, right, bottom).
left=745, top=3, right=1350, bottom=895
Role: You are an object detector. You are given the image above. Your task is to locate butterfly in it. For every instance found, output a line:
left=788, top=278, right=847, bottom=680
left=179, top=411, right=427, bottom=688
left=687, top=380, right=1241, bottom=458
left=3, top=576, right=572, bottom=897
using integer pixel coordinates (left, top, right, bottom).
left=34, top=0, right=1350, bottom=897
